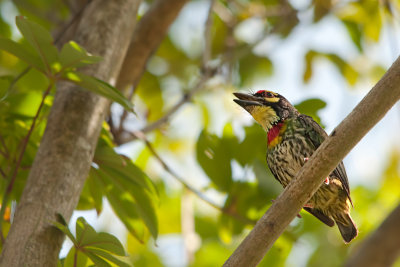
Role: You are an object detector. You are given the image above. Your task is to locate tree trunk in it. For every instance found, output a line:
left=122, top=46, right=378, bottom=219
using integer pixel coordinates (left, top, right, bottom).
left=0, top=0, right=140, bottom=266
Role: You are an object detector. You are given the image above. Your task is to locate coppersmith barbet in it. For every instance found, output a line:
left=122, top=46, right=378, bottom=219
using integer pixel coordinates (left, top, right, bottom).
left=234, top=90, right=357, bottom=243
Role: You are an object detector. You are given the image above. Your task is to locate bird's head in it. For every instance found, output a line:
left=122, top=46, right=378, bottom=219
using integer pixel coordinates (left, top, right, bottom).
left=233, top=90, right=297, bottom=131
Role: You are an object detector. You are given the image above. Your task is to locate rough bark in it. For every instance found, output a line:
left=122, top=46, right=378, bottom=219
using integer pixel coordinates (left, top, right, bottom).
left=116, top=0, right=188, bottom=91
left=223, top=56, right=400, bottom=266
left=344, top=203, right=400, bottom=267
left=0, top=0, right=140, bottom=266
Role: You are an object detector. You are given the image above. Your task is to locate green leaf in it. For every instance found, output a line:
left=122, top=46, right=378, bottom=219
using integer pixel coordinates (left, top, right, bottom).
left=91, top=168, right=146, bottom=242
left=57, top=217, right=129, bottom=267
left=53, top=216, right=76, bottom=245
left=76, top=217, right=98, bottom=247
left=294, top=98, right=326, bottom=126
left=86, top=251, right=112, bottom=267
left=92, top=138, right=159, bottom=241
left=303, top=50, right=358, bottom=86
left=135, top=72, right=164, bottom=122
left=83, top=231, right=126, bottom=256
left=15, top=16, right=59, bottom=73
left=76, top=172, right=103, bottom=212
left=235, top=124, right=266, bottom=166
left=101, top=166, right=158, bottom=240
left=196, top=130, right=233, bottom=191
left=88, top=169, right=104, bottom=213
left=85, top=248, right=130, bottom=267
left=0, top=37, right=45, bottom=72
left=60, top=41, right=102, bottom=69
left=0, top=75, right=13, bottom=101
left=63, top=71, right=133, bottom=111
left=64, top=246, right=88, bottom=267
left=94, top=138, right=158, bottom=194
left=342, top=20, right=363, bottom=52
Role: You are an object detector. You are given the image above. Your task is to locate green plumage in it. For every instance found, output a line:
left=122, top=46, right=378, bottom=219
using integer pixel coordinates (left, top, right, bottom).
left=233, top=90, right=358, bottom=243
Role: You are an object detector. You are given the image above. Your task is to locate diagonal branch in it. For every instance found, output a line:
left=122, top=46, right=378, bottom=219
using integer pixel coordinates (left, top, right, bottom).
left=223, top=56, right=400, bottom=266
left=344, top=202, right=400, bottom=267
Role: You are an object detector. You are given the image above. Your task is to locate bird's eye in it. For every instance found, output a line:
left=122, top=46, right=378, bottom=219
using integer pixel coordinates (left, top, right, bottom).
left=254, top=90, right=275, bottom=98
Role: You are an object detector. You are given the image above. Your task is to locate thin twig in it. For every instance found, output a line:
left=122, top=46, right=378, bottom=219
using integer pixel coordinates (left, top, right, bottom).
left=0, top=135, right=9, bottom=158
left=0, top=148, right=7, bottom=159
left=0, top=167, right=6, bottom=179
left=132, top=131, right=256, bottom=225
left=140, top=74, right=210, bottom=133
left=0, top=83, right=53, bottom=239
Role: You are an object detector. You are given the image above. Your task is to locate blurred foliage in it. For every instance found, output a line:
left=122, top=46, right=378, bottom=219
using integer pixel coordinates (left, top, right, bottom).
left=1, top=0, right=400, bottom=266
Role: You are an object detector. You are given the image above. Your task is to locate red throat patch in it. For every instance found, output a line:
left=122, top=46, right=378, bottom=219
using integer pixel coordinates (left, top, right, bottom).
left=267, top=122, right=284, bottom=144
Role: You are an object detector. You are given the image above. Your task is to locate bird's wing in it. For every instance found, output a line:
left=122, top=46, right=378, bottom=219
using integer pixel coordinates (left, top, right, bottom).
left=303, top=207, right=335, bottom=227
left=298, top=115, right=352, bottom=204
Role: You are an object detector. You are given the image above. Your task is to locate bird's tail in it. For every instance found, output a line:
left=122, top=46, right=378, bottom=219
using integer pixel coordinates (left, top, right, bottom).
left=335, top=213, right=358, bottom=243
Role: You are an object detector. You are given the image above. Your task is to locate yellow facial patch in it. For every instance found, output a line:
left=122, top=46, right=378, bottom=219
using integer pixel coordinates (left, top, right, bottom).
left=265, top=94, right=280, bottom=103
left=251, top=106, right=280, bottom=131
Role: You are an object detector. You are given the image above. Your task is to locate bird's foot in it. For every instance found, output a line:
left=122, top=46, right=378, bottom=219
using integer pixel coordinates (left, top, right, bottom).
left=303, top=203, right=313, bottom=208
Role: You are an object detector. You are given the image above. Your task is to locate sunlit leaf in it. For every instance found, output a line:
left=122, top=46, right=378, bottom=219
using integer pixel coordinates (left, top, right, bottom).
left=15, top=16, right=58, bottom=73
left=86, top=252, right=111, bottom=267
left=342, top=20, right=363, bottom=52
left=92, top=138, right=159, bottom=241
left=235, top=124, right=266, bottom=166
left=63, top=71, right=133, bottom=111
left=0, top=37, right=45, bottom=72
left=64, top=246, right=88, bottom=267
left=53, top=214, right=76, bottom=244
left=85, top=248, right=130, bottom=267
left=135, top=72, right=164, bottom=122
left=59, top=41, right=102, bottom=70
left=303, top=50, right=358, bottom=86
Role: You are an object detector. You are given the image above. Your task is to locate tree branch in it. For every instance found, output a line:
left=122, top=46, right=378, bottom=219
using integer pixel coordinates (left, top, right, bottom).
left=116, top=0, right=189, bottom=91
left=0, top=0, right=140, bottom=265
left=223, top=56, right=400, bottom=266
left=344, top=202, right=400, bottom=267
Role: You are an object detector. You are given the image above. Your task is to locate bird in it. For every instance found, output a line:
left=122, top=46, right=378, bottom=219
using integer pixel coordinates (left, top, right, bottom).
left=233, top=90, right=358, bottom=243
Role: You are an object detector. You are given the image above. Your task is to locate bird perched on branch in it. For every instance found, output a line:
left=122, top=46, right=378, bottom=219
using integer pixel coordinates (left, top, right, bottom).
left=233, top=90, right=357, bottom=243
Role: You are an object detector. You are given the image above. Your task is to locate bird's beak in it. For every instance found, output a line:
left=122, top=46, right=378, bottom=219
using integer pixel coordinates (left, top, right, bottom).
left=233, top=92, right=263, bottom=108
